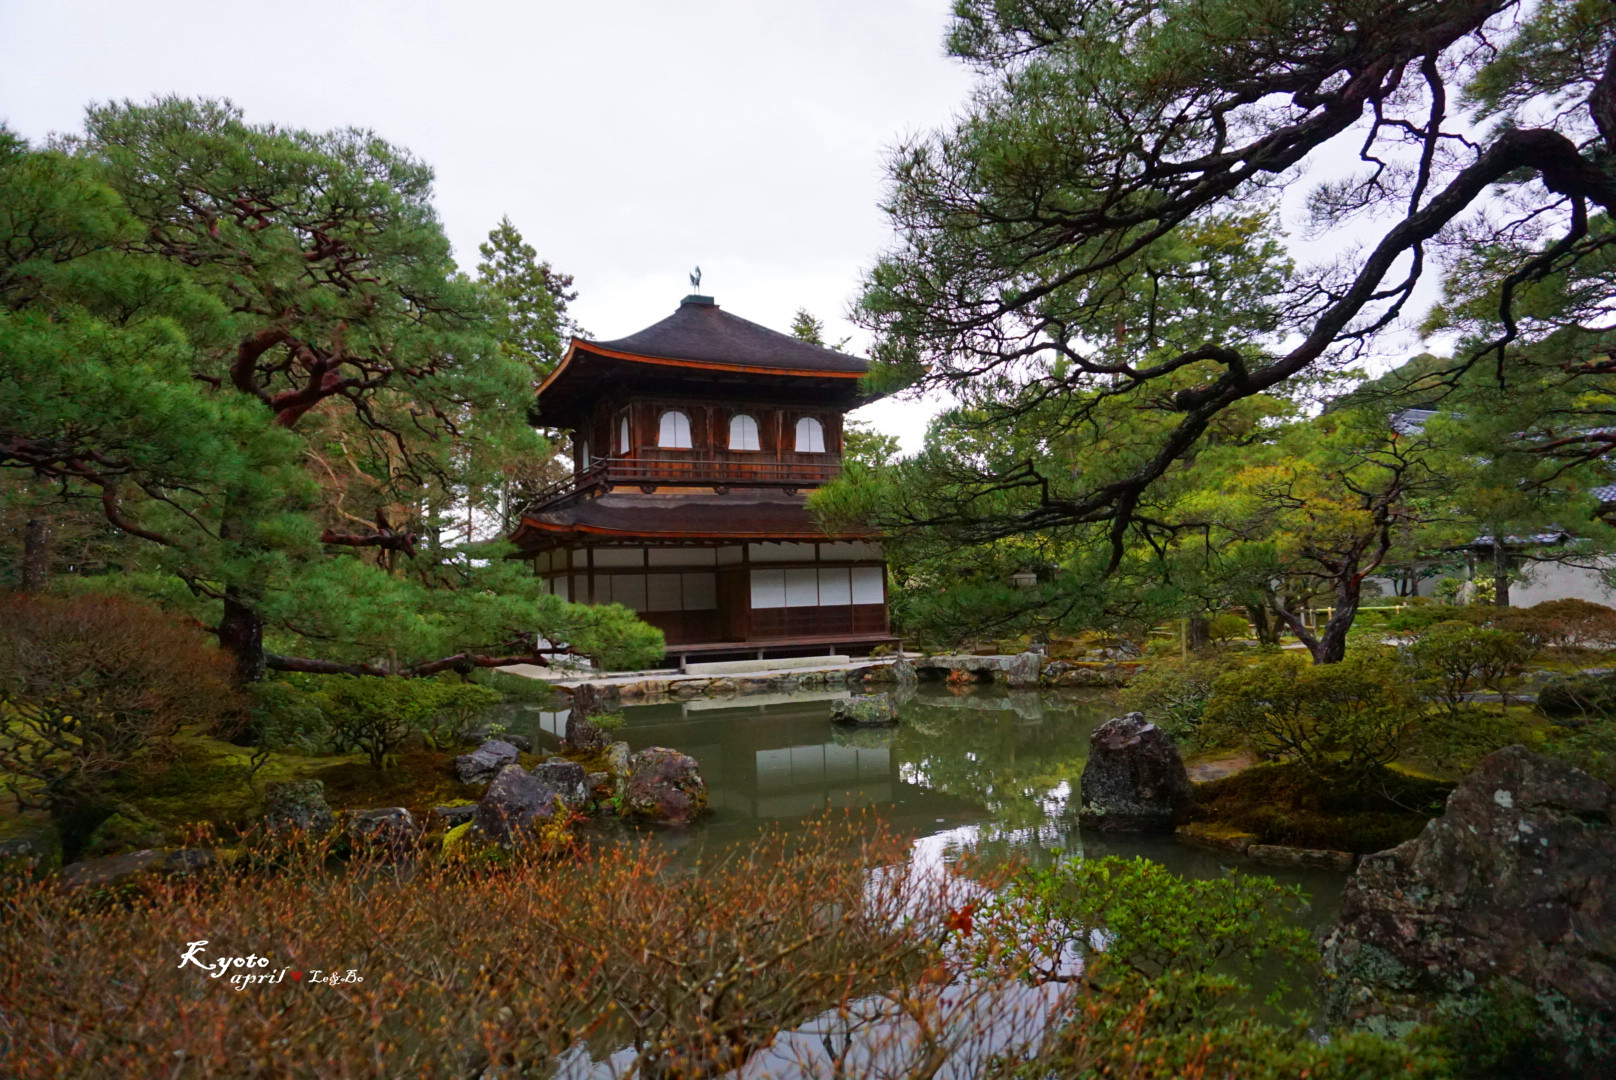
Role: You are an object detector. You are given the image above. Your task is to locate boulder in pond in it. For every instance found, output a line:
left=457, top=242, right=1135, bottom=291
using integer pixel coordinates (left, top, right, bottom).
left=621, top=747, right=707, bottom=824
left=263, top=780, right=335, bottom=836
left=565, top=683, right=620, bottom=752
left=345, top=807, right=419, bottom=852
left=532, top=759, right=590, bottom=808
left=603, top=740, right=632, bottom=778
left=454, top=739, right=520, bottom=785
left=474, top=765, right=565, bottom=844
left=458, top=724, right=531, bottom=753
left=1321, top=745, right=1616, bottom=1072
left=1077, top=713, right=1192, bottom=833
left=830, top=692, right=899, bottom=727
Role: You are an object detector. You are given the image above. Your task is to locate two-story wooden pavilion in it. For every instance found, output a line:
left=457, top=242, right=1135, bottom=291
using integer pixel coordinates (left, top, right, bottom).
left=510, top=294, right=894, bottom=665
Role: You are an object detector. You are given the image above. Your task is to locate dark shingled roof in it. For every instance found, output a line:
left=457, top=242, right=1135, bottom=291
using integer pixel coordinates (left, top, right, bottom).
left=585, top=296, right=867, bottom=374
left=512, top=491, right=869, bottom=547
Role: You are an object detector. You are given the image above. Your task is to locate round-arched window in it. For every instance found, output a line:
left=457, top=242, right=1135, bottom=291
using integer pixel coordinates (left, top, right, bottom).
left=729, top=414, right=761, bottom=451
left=658, top=410, right=693, bottom=449
left=619, top=415, right=631, bottom=454
left=794, top=416, right=825, bottom=453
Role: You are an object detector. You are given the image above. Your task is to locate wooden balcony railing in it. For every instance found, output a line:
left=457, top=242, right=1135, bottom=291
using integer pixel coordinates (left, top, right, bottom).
left=521, top=453, right=843, bottom=513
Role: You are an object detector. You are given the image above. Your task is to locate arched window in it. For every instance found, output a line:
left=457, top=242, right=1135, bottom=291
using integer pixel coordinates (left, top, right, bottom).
left=658, top=410, right=693, bottom=449
left=729, top=414, right=761, bottom=451
left=579, top=438, right=591, bottom=469
left=794, top=416, right=825, bottom=453
left=618, top=416, right=631, bottom=454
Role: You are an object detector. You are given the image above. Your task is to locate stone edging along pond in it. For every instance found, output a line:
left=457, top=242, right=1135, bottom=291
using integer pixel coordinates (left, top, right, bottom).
left=547, top=651, right=1141, bottom=701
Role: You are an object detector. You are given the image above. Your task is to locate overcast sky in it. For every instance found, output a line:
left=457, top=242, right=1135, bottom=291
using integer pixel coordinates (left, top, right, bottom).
left=0, top=0, right=977, bottom=449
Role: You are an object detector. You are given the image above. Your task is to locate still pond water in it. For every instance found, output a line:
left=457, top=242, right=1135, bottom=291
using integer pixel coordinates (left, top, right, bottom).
left=497, top=684, right=1347, bottom=930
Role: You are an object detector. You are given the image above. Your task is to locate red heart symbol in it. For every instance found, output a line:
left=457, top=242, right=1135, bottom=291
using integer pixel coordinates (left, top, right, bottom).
left=290, top=970, right=303, bottom=981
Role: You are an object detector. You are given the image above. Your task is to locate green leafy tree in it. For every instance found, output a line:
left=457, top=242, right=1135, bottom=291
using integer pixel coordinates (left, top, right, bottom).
left=847, top=0, right=1616, bottom=585
left=0, top=101, right=662, bottom=680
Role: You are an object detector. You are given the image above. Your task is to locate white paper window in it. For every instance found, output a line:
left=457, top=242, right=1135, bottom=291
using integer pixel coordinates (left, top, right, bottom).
left=593, top=547, right=645, bottom=568
left=818, top=567, right=852, bottom=606
left=658, top=410, right=693, bottom=449
left=794, top=416, right=825, bottom=453
left=729, top=414, right=761, bottom=451
left=750, top=569, right=786, bottom=609
left=785, top=568, right=819, bottom=607
left=851, top=566, right=884, bottom=605
left=554, top=576, right=569, bottom=602
left=646, top=573, right=683, bottom=612
left=579, top=438, right=591, bottom=469
left=683, top=572, right=717, bottom=610
left=610, top=574, right=647, bottom=612
left=619, top=416, right=630, bottom=454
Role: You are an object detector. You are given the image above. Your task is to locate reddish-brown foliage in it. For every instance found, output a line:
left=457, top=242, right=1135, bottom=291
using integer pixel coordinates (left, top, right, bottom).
left=0, top=592, right=242, bottom=829
left=0, top=817, right=944, bottom=1079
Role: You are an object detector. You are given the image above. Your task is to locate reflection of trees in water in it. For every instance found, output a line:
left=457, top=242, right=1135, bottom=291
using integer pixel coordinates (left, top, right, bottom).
left=893, top=695, right=1108, bottom=832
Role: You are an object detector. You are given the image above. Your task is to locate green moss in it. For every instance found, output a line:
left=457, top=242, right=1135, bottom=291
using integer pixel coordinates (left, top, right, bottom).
left=1192, top=762, right=1451, bottom=853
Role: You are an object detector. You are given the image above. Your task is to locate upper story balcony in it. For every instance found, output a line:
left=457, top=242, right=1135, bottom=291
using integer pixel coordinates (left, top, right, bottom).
left=522, top=450, right=844, bottom=513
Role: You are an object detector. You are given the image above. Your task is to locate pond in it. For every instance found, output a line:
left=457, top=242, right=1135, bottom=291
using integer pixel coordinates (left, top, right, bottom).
left=495, top=683, right=1347, bottom=930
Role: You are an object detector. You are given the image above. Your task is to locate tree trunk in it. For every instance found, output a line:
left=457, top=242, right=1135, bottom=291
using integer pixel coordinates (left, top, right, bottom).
left=20, top=517, right=51, bottom=593
left=218, top=589, right=266, bottom=684
left=1492, top=541, right=1511, bottom=607
left=1186, top=615, right=1211, bottom=652
left=1245, top=603, right=1281, bottom=647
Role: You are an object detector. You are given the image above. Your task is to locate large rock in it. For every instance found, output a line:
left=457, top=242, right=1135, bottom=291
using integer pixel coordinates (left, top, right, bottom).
left=345, top=807, right=419, bottom=853
left=1004, top=651, right=1042, bottom=688
left=474, top=765, right=564, bottom=844
left=1077, top=713, right=1192, bottom=833
left=830, top=692, right=900, bottom=727
left=459, top=724, right=531, bottom=753
left=603, top=741, right=632, bottom=778
left=1042, top=660, right=1139, bottom=688
left=563, top=682, right=619, bottom=749
left=454, top=739, right=521, bottom=785
left=621, top=747, right=708, bottom=824
left=263, top=780, right=334, bottom=836
left=1321, top=746, right=1616, bottom=1070
left=532, top=759, right=590, bottom=808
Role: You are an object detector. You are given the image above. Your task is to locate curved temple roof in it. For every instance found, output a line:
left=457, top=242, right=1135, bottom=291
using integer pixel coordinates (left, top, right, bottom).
left=585, top=295, right=867, bottom=375
left=532, top=297, right=873, bottom=428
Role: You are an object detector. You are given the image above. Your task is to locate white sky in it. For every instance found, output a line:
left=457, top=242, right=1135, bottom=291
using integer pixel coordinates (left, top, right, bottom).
left=0, top=0, right=973, bottom=451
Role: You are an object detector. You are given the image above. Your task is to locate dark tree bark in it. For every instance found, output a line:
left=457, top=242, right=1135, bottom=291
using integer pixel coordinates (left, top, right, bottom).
left=1492, top=541, right=1512, bottom=607
left=1186, top=615, right=1211, bottom=652
left=218, top=589, right=266, bottom=685
left=20, top=518, right=50, bottom=593
left=1245, top=603, right=1281, bottom=647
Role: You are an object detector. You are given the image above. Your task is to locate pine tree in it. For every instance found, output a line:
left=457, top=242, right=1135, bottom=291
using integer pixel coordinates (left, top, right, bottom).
left=477, top=216, right=578, bottom=382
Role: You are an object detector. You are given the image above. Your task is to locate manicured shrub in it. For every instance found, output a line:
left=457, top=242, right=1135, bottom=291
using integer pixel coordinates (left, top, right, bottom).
left=317, top=675, right=499, bottom=769
left=1386, top=603, right=1489, bottom=634
left=1408, top=622, right=1534, bottom=711
left=0, top=592, right=242, bottom=852
left=1205, top=612, right=1250, bottom=644
left=1537, top=671, right=1616, bottom=721
left=1515, top=598, right=1616, bottom=649
left=1203, top=653, right=1420, bottom=782
left=1116, top=651, right=1244, bottom=743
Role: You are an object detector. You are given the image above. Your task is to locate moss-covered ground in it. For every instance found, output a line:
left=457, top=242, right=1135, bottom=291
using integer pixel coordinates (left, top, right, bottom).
left=1190, top=762, right=1454, bottom=853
